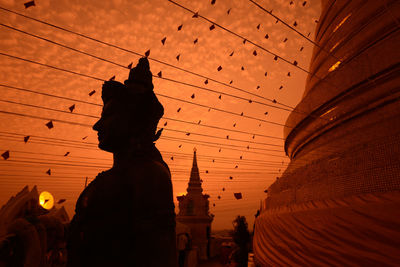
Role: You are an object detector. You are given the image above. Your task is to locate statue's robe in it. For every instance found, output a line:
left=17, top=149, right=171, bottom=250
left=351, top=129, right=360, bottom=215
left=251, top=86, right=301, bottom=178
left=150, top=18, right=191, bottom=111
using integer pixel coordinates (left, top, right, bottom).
left=67, top=146, right=177, bottom=267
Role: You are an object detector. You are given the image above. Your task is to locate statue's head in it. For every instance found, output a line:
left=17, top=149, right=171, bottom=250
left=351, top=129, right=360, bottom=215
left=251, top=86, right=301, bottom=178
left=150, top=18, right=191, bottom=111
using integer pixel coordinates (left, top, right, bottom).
left=93, top=58, right=164, bottom=152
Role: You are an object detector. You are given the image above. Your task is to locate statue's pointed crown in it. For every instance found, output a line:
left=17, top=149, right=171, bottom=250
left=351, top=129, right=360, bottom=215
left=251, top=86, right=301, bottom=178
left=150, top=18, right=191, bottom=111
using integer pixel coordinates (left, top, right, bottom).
left=124, top=57, right=154, bottom=90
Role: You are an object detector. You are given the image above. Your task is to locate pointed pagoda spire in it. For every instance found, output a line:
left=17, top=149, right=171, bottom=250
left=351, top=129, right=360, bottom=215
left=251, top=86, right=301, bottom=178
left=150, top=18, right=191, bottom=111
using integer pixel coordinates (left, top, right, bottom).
left=187, top=147, right=203, bottom=193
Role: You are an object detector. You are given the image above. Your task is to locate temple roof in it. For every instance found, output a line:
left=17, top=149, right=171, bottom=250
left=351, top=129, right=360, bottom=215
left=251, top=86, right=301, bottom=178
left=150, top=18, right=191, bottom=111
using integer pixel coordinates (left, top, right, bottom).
left=187, top=148, right=203, bottom=194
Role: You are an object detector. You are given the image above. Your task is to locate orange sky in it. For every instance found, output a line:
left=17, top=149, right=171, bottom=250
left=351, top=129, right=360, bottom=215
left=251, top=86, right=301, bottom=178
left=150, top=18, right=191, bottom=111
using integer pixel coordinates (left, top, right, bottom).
left=0, top=0, right=320, bottom=230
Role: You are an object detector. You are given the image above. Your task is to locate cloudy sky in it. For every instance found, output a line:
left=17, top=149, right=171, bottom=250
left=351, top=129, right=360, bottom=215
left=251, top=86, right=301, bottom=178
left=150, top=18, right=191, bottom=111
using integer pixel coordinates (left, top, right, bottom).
left=0, top=0, right=320, bottom=230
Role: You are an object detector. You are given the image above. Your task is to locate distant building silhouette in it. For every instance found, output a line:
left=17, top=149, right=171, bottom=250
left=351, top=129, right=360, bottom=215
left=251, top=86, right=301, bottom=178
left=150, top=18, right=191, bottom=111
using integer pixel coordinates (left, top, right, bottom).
left=254, top=0, right=400, bottom=265
left=176, top=148, right=213, bottom=260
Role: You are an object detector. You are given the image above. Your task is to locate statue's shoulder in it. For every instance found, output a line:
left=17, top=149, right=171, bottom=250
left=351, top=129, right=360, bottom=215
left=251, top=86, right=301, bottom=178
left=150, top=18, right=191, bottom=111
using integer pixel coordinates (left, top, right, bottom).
left=135, top=158, right=170, bottom=177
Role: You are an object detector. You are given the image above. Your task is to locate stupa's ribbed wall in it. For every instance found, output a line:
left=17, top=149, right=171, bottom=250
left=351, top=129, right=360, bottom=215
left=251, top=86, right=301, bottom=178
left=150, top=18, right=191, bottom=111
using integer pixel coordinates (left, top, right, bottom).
left=254, top=0, right=400, bottom=265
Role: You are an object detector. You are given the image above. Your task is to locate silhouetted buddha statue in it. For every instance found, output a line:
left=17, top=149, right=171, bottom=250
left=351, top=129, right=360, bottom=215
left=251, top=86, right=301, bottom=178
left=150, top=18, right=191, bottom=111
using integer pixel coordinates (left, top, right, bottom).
left=67, top=58, right=177, bottom=267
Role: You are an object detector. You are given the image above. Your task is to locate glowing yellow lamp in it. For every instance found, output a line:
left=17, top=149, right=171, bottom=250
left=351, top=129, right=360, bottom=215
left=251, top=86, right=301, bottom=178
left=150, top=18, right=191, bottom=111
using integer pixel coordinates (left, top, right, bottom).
left=329, top=61, right=341, bottom=72
left=39, top=191, right=54, bottom=210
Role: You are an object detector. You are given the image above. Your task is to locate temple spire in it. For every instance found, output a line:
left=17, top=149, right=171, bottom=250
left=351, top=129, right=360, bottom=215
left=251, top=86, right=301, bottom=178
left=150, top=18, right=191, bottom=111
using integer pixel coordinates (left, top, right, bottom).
left=187, top=147, right=203, bottom=193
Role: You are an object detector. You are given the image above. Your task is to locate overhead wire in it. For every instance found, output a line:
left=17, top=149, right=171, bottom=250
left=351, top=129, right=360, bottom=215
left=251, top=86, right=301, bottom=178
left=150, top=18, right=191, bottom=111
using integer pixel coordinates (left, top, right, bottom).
left=247, top=0, right=337, bottom=59
left=167, top=0, right=312, bottom=75
left=0, top=4, right=326, bottom=189
left=0, top=8, right=295, bottom=110
left=0, top=83, right=285, bottom=141
left=0, top=100, right=287, bottom=152
left=0, top=52, right=293, bottom=129
left=0, top=134, right=292, bottom=165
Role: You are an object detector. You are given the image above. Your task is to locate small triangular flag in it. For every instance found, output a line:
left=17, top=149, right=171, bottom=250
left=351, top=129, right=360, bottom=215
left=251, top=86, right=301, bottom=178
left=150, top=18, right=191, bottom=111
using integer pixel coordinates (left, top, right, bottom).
left=161, top=37, right=167, bottom=45
left=240, top=112, right=243, bottom=116
left=191, top=94, right=195, bottom=99
left=227, top=8, right=231, bottom=14
left=243, top=39, right=246, bottom=44
left=179, top=144, right=182, bottom=148
left=204, top=79, right=209, bottom=84
left=256, top=24, right=260, bottom=29
left=2, top=150, right=9, bottom=160
left=218, top=95, right=221, bottom=99
left=209, top=24, right=215, bottom=30
left=69, top=104, right=75, bottom=112
left=145, top=50, right=150, bottom=57
left=253, top=50, right=257, bottom=56
left=157, top=71, right=162, bottom=78
left=109, top=76, right=115, bottom=81
left=233, top=123, right=236, bottom=127
left=265, top=34, right=269, bottom=39
left=287, top=72, right=291, bottom=76
left=272, top=99, right=277, bottom=103
left=192, top=12, right=199, bottom=18
left=194, top=38, right=198, bottom=44
left=176, top=54, right=180, bottom=61
left=24, top=136, right=30, bottom=143
left=279, top=85, right=283, bottom=90
left=24, top=1, right=35, bottom=8
left=46, top=169, right=51, bottom=175
left=171, top=156, right=174, bottom=160
left=128, top=62, right=133, bottom=69
left=293, top=60, right=298, bottom=66
left=46, top=121, right=54, bottom=129
left=177, top=24, right=183, bottom=31
left=229, top=51, right=234, bottom=56
left=274, top=55, right=278, bottom=61
left=294, top=21, right=298, bottom=27
left=164, top=122, right=168, bottom=126
left=234, top=193, right=242, bottom=199
left=229, top=80, right=233, bottom=84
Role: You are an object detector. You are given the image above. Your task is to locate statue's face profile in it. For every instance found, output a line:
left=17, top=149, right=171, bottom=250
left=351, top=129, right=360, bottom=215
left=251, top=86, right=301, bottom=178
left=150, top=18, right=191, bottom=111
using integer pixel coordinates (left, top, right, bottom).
left=93, top=98, right=130, bottom=152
